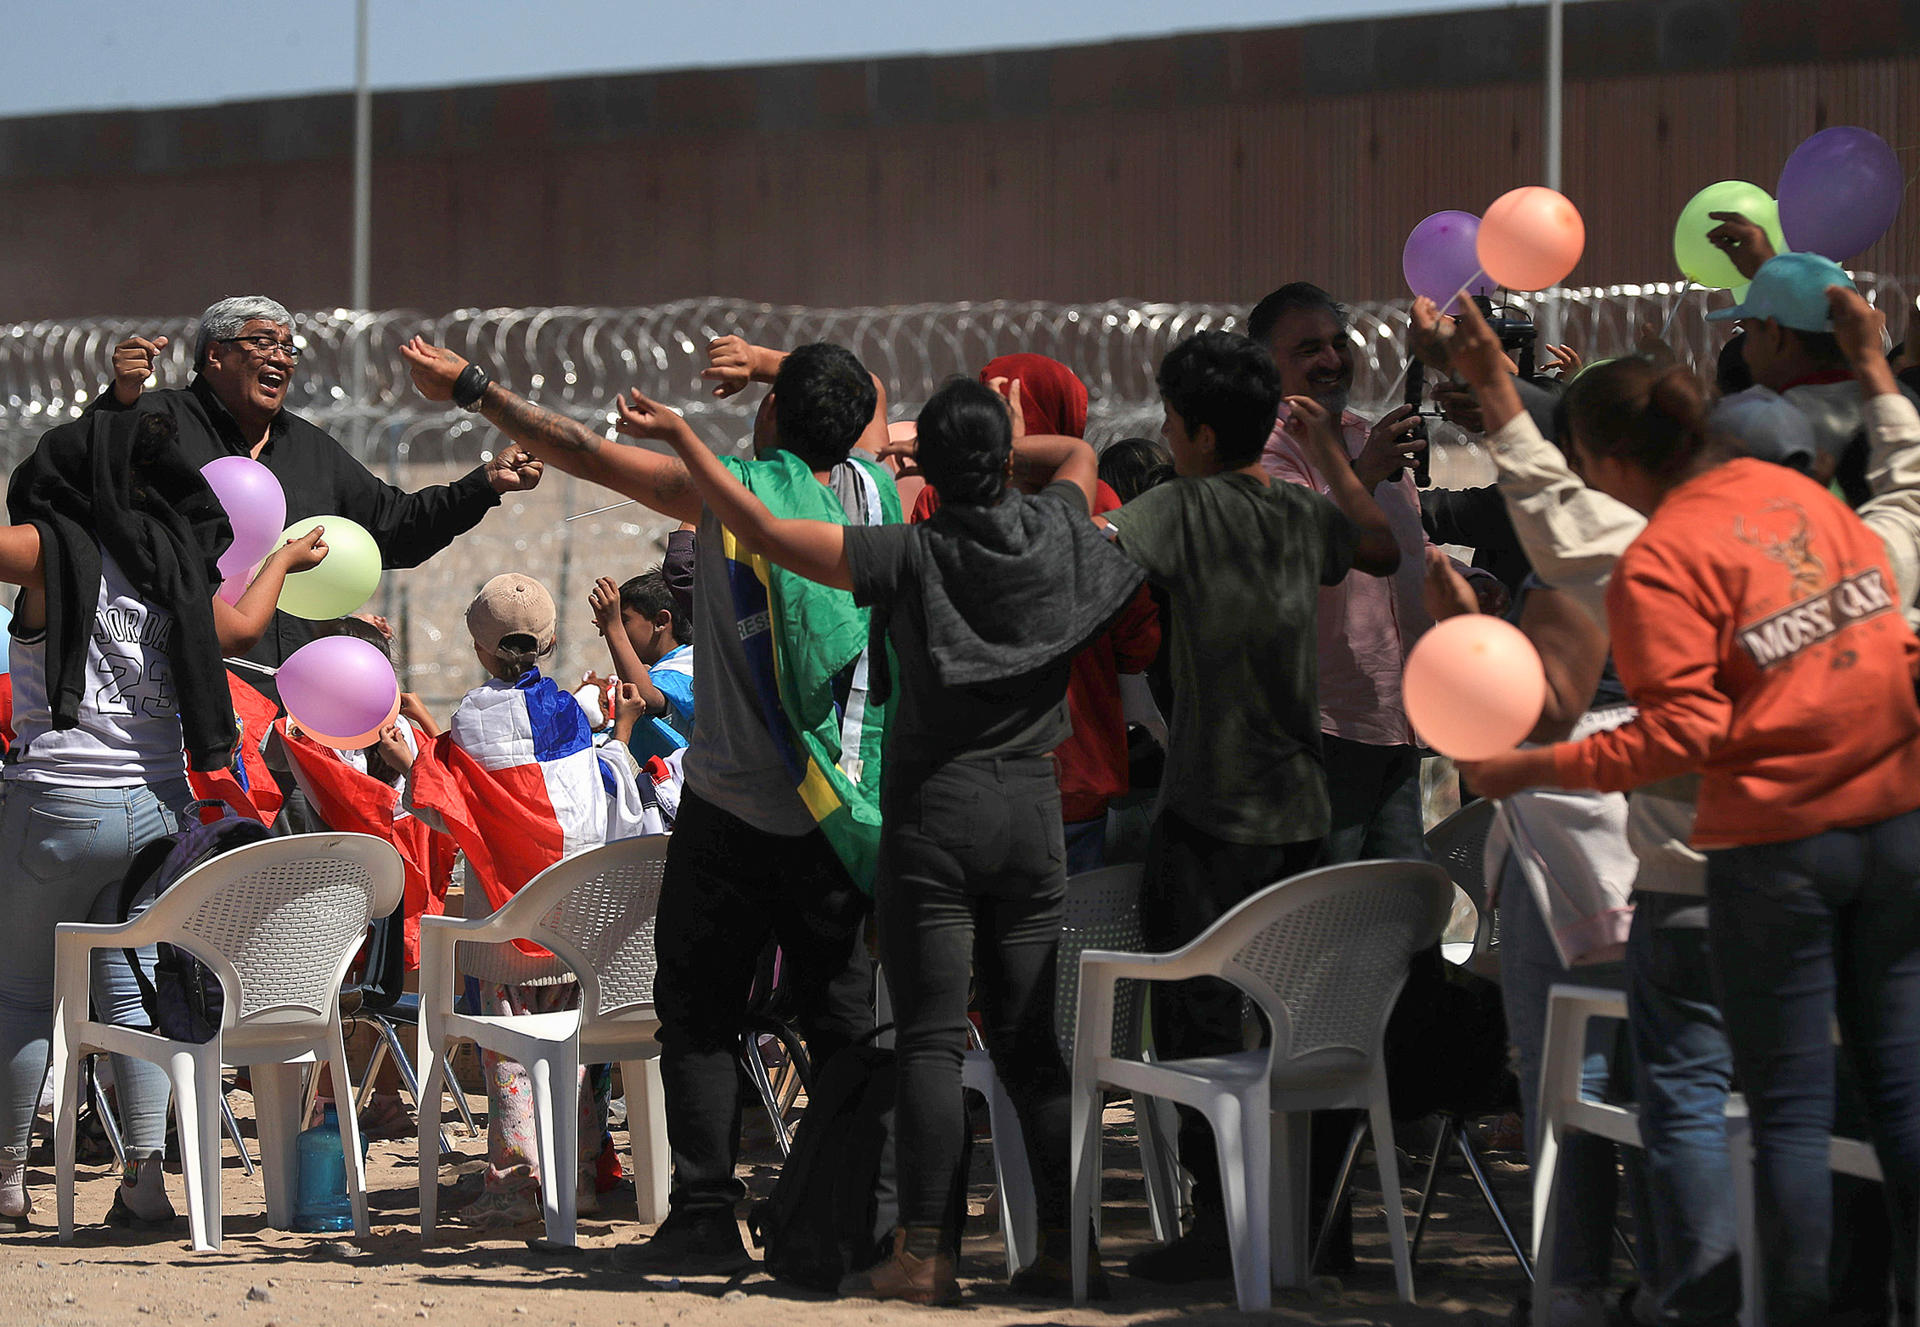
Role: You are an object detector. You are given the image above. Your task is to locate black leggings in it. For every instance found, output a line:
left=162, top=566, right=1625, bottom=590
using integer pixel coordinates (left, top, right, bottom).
left=878, top=757, right=1072, bottom=1232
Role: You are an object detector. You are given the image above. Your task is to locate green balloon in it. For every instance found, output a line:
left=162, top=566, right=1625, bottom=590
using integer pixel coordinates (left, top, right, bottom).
left=276, top=515, right=382, bottom=620
left=1674, top=181, right=1787, bottom=290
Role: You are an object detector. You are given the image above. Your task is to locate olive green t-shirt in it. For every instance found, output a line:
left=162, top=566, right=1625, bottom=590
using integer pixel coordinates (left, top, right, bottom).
left=1105, top=471, right=1357, bottom=846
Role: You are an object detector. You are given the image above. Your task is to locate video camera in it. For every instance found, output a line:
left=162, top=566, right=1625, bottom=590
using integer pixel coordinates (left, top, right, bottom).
left=1401, top=294, right=1541, bottom=487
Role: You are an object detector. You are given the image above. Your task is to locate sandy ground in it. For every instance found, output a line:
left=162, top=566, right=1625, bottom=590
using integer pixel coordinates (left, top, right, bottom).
left=3, top=1083, right=1537, bottom=1327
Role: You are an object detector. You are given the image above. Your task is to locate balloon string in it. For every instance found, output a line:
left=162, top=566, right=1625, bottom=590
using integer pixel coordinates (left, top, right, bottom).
left=565, top=498, right=638, bottom=522
left=1442, top=268, right=1487, bottom=316
left=1660, top=280, right=1694, bottom=340
left=224, top=657, right=279, bottom=677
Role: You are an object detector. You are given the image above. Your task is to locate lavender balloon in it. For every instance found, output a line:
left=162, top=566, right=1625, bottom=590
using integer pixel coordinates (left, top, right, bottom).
left=1403, top=211, right=1497, bottom=313
left=201, top=456, right=286, bottom=596
left=1777, top=126, right=1904, bottom=262
left=277, top=636, right=399, bottom=748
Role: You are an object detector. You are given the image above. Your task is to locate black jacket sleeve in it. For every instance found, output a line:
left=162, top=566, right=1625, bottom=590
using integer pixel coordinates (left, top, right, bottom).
left=309, top=425, right=501, bottom=569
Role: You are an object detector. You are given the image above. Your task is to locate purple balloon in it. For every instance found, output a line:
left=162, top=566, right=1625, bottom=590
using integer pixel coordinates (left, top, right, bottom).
left=1403, top=211, right=1498, bottom=313
left=201, top=456, right=287, bottom=576
left=1777, top=126, right=1904, bottom=262
left=277, top=636, right=399, bottom=745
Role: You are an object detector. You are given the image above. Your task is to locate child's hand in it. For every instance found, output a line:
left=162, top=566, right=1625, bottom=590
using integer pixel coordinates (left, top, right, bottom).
left=615, top=681, right=647, bottom=726
left=273, top=526, right=329, bottom=572
left=613, top=389, right=694, bottom=446
left=702, top=335, right=756, bottom=399
left=589, top=576, right=621, bottom=635
left=397, top=693, right=438, bottom=735
left=373, top=723, right=415, bottom=772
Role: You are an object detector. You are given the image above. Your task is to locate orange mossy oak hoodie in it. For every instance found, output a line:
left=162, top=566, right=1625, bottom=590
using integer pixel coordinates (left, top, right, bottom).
left=1552, top=458, right=1920, bottom=848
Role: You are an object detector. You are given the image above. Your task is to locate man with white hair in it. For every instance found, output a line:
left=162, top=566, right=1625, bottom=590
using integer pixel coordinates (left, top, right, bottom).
left=102, top=296, right=542, bottom=678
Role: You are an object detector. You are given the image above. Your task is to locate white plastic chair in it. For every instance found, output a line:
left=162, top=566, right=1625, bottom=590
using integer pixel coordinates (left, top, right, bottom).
left=52, top=833, right=405, bottom=1252
left=1535, top=984, right=1888, bottom=1327
left=416, top=835, right=671, bottom=1247
left=1069, top=859, right=1454, bottom=1311
left=960, top=863, right=1182, bottom=1275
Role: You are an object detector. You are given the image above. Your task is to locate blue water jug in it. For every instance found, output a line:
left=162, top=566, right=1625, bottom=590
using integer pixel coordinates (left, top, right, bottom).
left=292, top=1104, right=359, bottom=1232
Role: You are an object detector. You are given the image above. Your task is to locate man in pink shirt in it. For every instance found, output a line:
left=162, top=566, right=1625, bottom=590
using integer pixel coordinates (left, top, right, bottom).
left=1251, top=283, right=1435, bottom=864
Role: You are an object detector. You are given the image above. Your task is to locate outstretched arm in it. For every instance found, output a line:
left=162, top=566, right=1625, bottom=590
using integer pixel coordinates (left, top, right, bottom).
left=212, top=526, right=329, bottom=653
left=399, top=337, right=703, bottom=524
left=614, top=390, right=852, bottom=591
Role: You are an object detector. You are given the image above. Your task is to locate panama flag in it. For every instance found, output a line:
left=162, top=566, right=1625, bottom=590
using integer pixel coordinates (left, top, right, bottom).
left=406, top=671, right=659, bottom=955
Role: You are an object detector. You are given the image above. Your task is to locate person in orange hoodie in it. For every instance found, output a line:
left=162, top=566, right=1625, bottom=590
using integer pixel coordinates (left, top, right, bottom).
left=1463, top=344, right=1920, bottom=1327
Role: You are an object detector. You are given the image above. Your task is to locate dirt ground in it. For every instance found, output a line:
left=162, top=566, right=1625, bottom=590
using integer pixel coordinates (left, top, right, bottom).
left=3, top=1082, right=1538, bottom=1327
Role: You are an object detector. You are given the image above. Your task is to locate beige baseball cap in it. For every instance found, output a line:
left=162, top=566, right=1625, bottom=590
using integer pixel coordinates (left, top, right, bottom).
left=466, top=573, right=556, bottom=659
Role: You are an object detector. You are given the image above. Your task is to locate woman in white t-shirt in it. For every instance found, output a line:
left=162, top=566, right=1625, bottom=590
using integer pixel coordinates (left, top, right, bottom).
left=0, top=523, right=325, bottom=1231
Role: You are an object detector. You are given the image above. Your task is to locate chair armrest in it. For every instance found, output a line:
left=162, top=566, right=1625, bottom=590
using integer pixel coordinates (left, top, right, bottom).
left=1078, top=946, right=1206, bottom=983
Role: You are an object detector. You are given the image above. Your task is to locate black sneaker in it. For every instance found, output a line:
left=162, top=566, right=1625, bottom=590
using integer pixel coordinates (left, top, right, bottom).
left=1124, top=1218, right=1234, bottom=1283
left=614, top=1206, right=753, bottom=1276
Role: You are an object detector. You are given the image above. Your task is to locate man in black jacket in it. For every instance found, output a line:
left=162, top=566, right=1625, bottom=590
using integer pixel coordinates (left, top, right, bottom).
left=102, top=295, right=543, bottom=681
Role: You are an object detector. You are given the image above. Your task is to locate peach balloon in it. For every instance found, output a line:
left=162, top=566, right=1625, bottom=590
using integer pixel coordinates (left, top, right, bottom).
left=1476, top=186, right=1586, bottom=291
left=1402, top=615, right=1547, bottom=761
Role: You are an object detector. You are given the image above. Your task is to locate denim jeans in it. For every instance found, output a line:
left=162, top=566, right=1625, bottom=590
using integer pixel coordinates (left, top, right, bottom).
left=1320, top=736, right=1430, bottom=866
left=652, top=790, right=874, bottom=1214
left=1498, top=853, right=1627, bottom=1289
left=1706, top=807, right=1920, bottom=1327
left=1063, top=815, right=1107, bottom=877
left=878, top=757, right=1071, bottom=1231
left=1626, top=891, right=1741, bottom=1327
left=0, top=778, right=194, bottom=1162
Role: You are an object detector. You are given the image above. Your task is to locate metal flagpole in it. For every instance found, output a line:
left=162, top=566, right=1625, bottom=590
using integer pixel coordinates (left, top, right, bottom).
left=351, top=0, right=372, bottom=312
left=1542, top=0, right=1565, bottom=345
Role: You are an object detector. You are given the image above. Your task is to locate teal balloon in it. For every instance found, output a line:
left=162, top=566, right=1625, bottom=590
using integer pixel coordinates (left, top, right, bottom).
left=276, top=516, right=381, bottom=620
left=1674, top=181, right=1786, bottom=290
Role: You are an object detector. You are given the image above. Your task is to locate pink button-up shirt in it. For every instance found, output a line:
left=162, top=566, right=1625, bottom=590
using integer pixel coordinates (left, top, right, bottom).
left=1262, top=406, right=1434, bottom=747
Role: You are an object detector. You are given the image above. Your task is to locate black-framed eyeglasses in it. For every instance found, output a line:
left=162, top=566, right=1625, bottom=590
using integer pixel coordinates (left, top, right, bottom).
left=217, top=334, right=302, bottom=362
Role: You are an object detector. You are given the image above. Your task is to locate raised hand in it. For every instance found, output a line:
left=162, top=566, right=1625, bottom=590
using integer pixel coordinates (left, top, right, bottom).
left=702, top=335, right=756, bottom=399
left=373, top=723, right=416, bottom=772
left=112, top=335, right=169, bottom=406
left=485, top=444, right=544, bottom=493
left=985, top=376, right=1027, bottom=439
left=398, top=693, right=438, bottom=734
left=398, top=336, right=469, bottom=402
left=613, top=389, right=696, bottom=446
left=1826, top=285, right=1887, bottom=369
left=1706, top=211, right=1776, bottom=282
left=1540, top=343, right=1583, bottom=379
left=589, top=575, right=621, bottom=636
left=273, top=525, right=330, bottom=572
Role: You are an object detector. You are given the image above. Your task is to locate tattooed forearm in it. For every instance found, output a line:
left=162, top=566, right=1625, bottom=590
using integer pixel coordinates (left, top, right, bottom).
left=479, top=384, right=602, bottom=456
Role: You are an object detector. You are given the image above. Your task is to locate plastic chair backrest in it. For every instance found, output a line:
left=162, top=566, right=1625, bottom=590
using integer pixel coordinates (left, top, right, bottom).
left=155, top=833, right=405, bottom=1029
left=1425, top=798, right=1495, bottom=914
left=1198, top=859, right=1454, bottom=1077
left=483, top=836, right=670, bottom=1020
left=1054, top=863, right=1147, bottom=1061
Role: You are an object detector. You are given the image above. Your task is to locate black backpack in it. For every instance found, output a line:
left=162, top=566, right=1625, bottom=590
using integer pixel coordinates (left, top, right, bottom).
left=746, top=1038, right=971, bottom=1293
left=114, top=800, right=275, bottom=1044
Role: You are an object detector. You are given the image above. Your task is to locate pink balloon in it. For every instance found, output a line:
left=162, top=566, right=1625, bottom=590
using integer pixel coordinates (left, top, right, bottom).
left=1402, top=615, right=1547, bottom=761
left=277, top=637, right=399, bottom=748
left=299, top=692, right=402, bottom=750
left=1477, top=186, right=1586, bottom=292
left=201, top=457, right=287, bottom=569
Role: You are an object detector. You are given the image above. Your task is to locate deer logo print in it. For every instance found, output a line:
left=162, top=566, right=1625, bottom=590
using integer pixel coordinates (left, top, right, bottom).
left=1735, top=502, right=1826, bottom=601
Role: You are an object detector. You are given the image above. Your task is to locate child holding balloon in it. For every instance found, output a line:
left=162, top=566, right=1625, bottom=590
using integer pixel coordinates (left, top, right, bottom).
left=1445, top=312, right=1920, bottom=1326
left=0, top=406, right=328, bottom=1231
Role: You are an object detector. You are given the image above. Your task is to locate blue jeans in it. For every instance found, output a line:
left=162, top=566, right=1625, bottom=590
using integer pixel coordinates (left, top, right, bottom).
left=0, top=779, right=193, bottom=1162
left=1063, top=816, right=1107, bottom=876
left=1707, top=808, right=1920, bottom=1327
left=1321, top=736, right=1429, bottom=865
left=1497, top=853, right=1627, bottom=1289
left=1627, top=891, right=1740, bottom=1327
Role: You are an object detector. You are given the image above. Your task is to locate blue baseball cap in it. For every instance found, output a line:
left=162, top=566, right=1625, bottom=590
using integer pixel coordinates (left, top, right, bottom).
left=1706, top=251, right=1855, bottom=333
